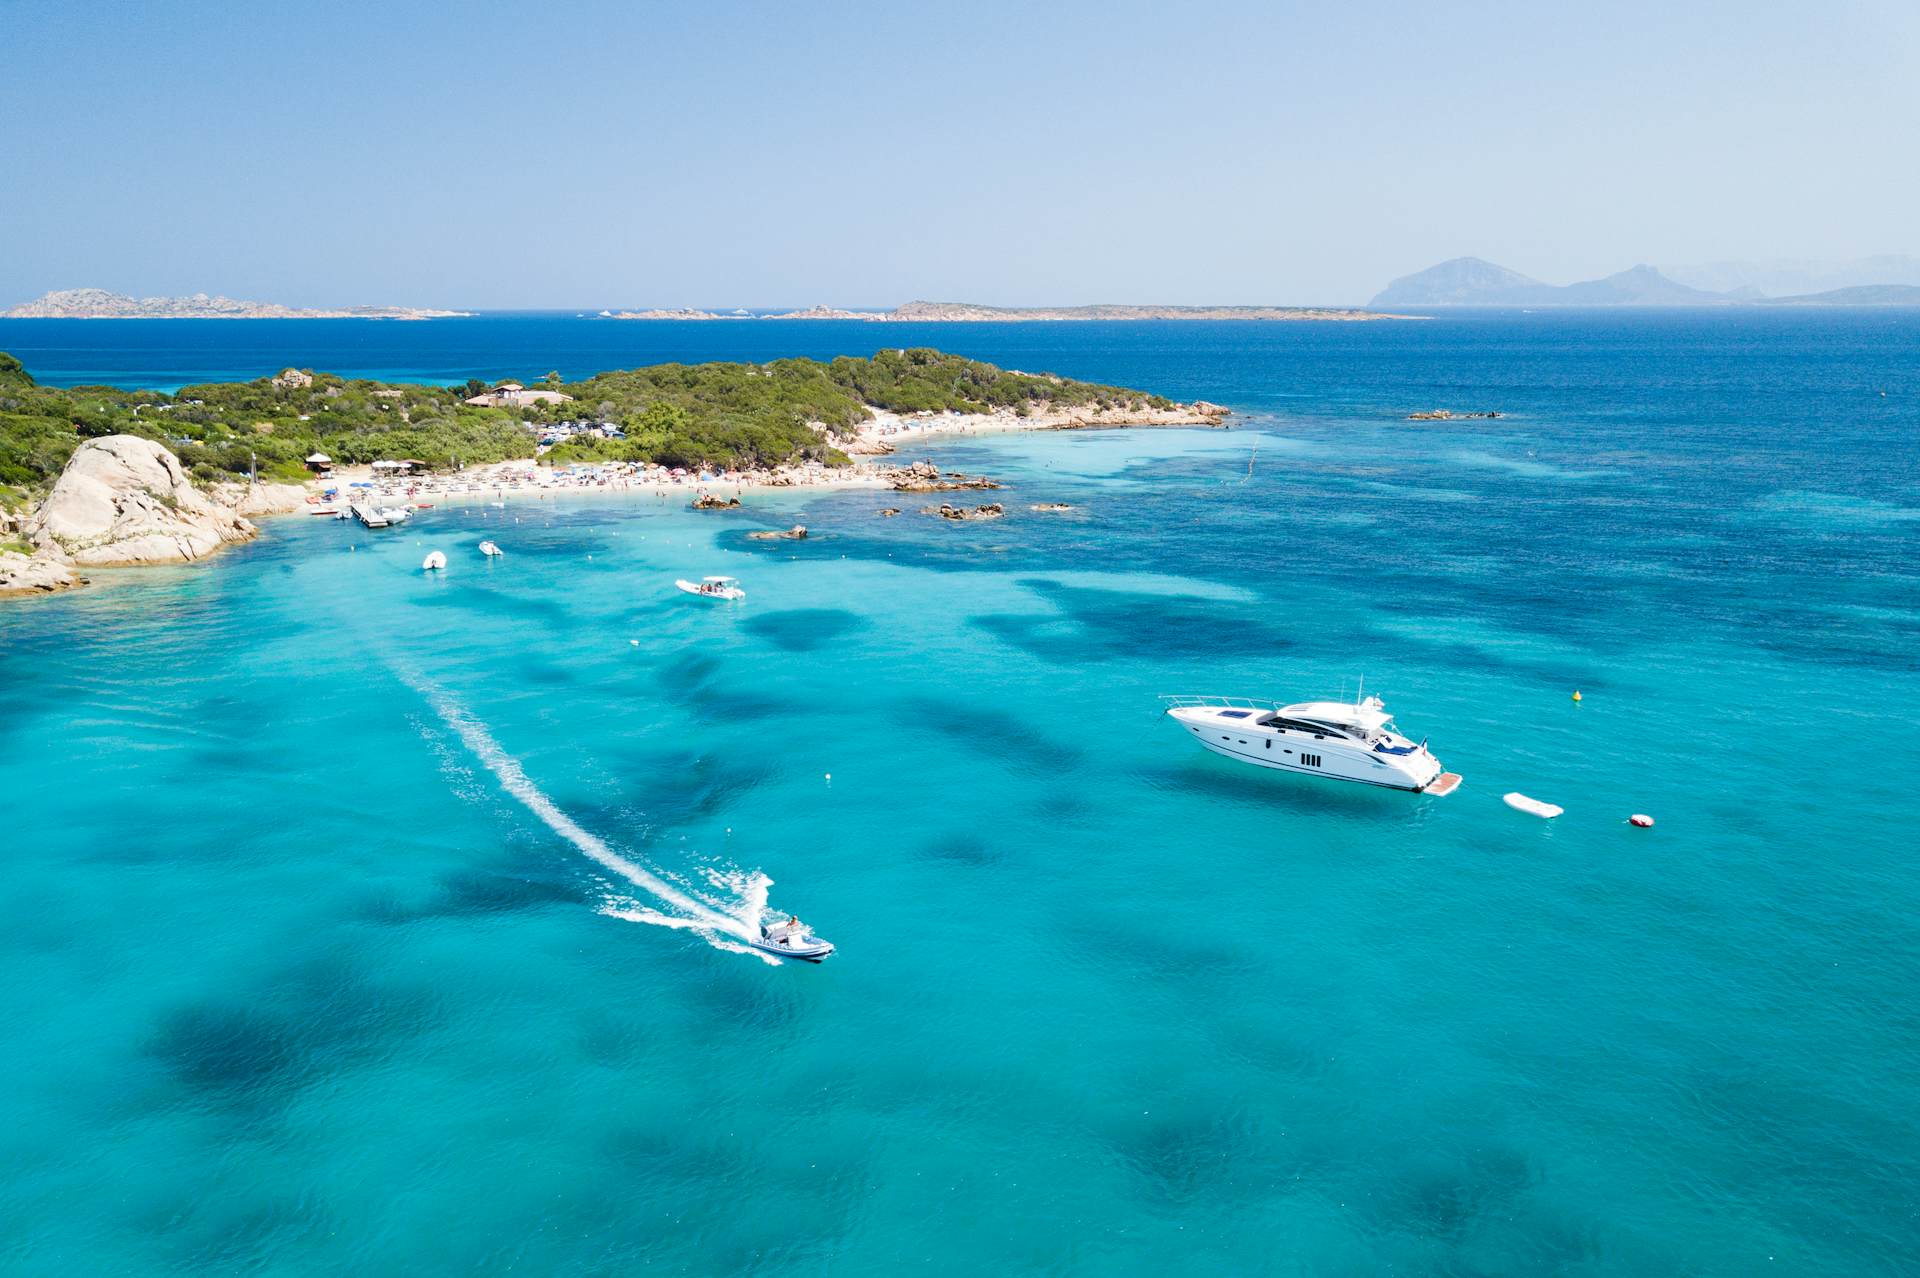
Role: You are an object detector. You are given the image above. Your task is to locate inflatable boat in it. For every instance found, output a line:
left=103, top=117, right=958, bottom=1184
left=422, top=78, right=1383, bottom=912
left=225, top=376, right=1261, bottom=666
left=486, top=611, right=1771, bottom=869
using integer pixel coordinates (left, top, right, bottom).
left=749, top=918, right=834, bottom=962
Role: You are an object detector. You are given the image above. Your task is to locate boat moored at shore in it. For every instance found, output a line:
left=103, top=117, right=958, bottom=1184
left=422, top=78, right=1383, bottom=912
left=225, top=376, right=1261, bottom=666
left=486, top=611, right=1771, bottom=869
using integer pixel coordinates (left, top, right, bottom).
left=1163, top=693, right=1456, bottom=793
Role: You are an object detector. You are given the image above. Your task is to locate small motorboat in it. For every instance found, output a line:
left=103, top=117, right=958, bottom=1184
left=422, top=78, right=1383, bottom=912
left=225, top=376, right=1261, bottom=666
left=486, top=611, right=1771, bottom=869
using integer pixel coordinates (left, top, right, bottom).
left=422, top=551, right=447, bottom=571
left=676, top=575, right=745, bottom=601
left=479, top=540, right=503, bottom=557
left=748, top=917, right=834, bottom=962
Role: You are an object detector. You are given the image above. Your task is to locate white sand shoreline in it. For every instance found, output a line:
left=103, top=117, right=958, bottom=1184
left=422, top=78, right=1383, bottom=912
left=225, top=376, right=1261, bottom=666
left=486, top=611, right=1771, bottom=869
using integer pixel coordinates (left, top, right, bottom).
left=307, top=401, right=1229, bottom=510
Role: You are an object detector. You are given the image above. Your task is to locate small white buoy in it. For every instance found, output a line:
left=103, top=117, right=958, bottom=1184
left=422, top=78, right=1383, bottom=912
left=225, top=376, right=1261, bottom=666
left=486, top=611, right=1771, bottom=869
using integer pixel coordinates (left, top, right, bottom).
left=1630, top=813, right=1654, bottom=828
left=629, top=639, right=638, bottom=646
left=824, top=773, right=832, bottom=782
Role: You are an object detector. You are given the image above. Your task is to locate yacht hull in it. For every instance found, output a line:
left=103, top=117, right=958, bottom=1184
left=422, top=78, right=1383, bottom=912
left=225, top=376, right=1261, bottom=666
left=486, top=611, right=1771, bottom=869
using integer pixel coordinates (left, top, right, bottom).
left=1167, top=704, right=1446, bottom=792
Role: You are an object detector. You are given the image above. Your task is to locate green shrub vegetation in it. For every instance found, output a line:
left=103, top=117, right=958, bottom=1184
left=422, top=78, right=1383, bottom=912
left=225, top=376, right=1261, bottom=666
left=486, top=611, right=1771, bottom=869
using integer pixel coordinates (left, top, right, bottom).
left=0, top=347, right=1173, bottom=504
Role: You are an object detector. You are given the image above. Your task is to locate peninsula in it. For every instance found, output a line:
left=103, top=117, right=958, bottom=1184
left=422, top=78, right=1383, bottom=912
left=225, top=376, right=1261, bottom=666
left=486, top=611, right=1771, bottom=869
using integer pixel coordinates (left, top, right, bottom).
left=607, top=301, right=1411, bottom=322
left=878, top=301, right=1407, bottom=322
left=0, top=347, right=1226, bottom=597
left=4, top=288, right=467, bottom=320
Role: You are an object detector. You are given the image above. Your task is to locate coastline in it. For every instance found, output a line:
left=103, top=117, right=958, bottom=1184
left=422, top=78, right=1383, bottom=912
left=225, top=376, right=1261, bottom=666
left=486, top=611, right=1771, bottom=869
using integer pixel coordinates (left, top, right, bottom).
left=608, top=302, right=1420, bottom=322
left=313, top=401, right=1226, bottom=506
left=2, top=400, right=1226, bottom=597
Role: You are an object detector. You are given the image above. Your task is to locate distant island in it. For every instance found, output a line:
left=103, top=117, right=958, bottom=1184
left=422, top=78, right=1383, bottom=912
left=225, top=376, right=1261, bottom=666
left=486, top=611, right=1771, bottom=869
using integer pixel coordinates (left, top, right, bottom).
left=1371, top=258, right=1920, bottom=307
left=608, top=300, right=1409, bottom=322
left=4, top=288, right=468, bottom=320
left=1753, top=284, right=1920, bottom=306
left=1662, top=255, right=1920, bottom=297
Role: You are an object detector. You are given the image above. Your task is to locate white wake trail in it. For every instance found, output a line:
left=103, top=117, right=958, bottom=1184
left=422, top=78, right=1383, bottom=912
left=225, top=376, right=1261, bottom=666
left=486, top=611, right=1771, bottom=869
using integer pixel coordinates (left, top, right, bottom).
left=393, top=664, right=778, bottom=960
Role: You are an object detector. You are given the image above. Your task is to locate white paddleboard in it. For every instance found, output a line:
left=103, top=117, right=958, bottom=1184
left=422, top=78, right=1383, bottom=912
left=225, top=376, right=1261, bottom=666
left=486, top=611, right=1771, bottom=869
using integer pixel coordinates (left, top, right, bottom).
left=1504, top=792, right=1562, bottom=819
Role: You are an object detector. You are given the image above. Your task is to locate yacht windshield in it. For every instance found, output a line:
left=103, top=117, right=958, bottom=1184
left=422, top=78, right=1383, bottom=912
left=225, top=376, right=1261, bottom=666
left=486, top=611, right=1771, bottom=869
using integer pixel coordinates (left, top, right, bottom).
left=1263, top=717, right=1351, bottom=738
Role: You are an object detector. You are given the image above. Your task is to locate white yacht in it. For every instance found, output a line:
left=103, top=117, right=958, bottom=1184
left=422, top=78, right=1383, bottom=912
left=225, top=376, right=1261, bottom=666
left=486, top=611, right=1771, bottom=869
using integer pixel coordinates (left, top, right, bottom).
left=1162, top=693, right=1459, bottom=794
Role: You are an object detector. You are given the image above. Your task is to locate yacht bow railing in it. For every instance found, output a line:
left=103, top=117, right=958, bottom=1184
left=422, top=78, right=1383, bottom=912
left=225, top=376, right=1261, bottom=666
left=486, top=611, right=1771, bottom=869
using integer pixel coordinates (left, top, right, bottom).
left=1160, top=694, right=1285, bottom=713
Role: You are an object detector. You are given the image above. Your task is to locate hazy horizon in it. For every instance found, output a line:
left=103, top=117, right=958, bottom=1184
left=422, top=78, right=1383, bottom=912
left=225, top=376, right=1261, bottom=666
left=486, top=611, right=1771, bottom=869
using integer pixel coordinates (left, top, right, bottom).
left=5, top=0, right=1918, bottom=309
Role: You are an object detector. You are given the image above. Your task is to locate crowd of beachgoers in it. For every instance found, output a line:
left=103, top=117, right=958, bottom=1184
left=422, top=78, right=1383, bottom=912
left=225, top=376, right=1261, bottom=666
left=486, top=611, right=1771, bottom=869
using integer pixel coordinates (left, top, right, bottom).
left=321, top=402, right=1228, bottom=506
left=331, top=457, right=890, bottom=507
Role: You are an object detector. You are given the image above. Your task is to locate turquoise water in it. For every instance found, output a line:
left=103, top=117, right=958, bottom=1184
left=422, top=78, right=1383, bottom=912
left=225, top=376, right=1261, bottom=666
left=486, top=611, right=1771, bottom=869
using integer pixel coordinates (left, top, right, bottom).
left=2, top=314, right=1918, bottom=1273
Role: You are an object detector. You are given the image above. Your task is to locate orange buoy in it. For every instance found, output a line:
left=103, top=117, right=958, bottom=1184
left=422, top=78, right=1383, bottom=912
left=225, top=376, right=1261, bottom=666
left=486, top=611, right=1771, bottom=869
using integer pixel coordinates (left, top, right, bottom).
left=1630, top=814, right=1654, bottom=828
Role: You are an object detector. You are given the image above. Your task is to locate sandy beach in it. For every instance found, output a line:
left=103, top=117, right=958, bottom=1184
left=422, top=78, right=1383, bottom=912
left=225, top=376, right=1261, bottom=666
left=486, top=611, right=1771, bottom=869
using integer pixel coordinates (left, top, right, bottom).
left=315, top=400, right=1228, bottom=509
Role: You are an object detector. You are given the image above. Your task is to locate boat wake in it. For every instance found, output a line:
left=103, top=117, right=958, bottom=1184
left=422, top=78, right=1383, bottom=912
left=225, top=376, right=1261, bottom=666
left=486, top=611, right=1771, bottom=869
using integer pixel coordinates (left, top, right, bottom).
left=393, top=664, right=784, bottom=962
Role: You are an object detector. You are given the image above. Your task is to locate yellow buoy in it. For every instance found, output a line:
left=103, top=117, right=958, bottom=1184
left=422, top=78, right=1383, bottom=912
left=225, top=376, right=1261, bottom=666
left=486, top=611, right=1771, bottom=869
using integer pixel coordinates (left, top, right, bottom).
left=1572, top=690, right=1582, bottom=702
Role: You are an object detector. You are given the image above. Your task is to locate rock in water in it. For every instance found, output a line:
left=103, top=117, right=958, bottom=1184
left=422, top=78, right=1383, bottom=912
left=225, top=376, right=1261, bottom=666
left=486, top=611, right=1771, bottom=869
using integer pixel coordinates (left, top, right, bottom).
left=885, top=460, right=1002, bottom=492
left=923, top=502, right=1006, bottom=521
left=27, top=435, right=258, bottom=566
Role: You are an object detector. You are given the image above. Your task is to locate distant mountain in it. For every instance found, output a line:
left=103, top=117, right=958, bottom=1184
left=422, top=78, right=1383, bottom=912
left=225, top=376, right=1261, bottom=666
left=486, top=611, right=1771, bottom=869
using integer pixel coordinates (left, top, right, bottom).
left=4, top=287, right=465, bottom=320
left=1370, top=258, right=1726, bottom=306
left=1664, top=256, right=1920, bottom=297
left=1553, top=264, right=1725, bottom=305
left=1369, top=258, right=1560, bottom=306
left=1757, top=284, right=1920, bottom=306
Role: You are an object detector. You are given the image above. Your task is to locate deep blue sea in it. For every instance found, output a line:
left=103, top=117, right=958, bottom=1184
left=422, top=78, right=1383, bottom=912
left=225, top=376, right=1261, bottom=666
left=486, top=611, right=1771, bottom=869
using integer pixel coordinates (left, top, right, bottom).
left=2, top=312, right=1917, bottom=1275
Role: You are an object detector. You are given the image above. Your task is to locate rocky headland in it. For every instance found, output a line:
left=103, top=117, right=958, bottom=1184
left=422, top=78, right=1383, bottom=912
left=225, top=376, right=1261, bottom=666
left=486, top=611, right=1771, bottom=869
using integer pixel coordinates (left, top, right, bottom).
left=0, top=435, right=302, bottom=597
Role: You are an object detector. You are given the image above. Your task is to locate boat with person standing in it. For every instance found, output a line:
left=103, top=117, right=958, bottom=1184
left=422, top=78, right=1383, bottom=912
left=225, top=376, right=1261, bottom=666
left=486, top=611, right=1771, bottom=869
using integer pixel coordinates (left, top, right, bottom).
left=676, top=575, right=745, bottom=601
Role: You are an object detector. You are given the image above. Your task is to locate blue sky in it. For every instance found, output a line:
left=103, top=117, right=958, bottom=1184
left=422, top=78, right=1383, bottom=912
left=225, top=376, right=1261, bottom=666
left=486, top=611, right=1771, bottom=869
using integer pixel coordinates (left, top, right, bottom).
left=3, top=0, right=1916, bottom=307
